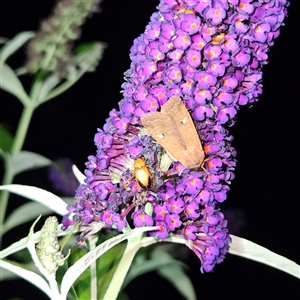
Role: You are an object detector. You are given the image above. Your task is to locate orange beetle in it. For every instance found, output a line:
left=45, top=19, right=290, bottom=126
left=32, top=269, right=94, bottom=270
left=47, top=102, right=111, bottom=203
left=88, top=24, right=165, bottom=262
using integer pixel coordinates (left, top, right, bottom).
left=133, top=157, right=151, bottom=189
left=211, top=32, right=225, bottom=45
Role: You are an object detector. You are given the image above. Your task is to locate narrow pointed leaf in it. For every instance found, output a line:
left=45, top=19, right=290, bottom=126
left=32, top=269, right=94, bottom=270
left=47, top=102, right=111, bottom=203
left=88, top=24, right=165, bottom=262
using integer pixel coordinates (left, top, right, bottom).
left=0, top=225, right=74, bottom=259
left=0, top=63, right=31, bottom=105
left=11, top=151, right=52, bottom=176
left=158, top=266, right=196, bottom=300
left=0, top=31, right=34, bottom=62
left=0, top=259, right=52, bottom=298
left=229, top=235, right=300, bottom=279
left=3, top=202, right=55, bottom=234
left=0, top=261, right=37, bottom=281
left=72, top=165, right=85, bottom=184
left=69, top=241, right=127, bottom=300
left=37, top=74, right=60, bottom=101
left=0, top=184, right=68, bottom=215
left=60, top=226, right=158, bottom=298
left=123, top=247, right=184, bottom=288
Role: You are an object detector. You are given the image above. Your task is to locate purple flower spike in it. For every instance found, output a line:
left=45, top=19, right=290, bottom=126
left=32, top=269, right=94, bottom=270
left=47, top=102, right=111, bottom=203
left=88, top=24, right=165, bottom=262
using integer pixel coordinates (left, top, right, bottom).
left=63, top=0, right=289, bottom=273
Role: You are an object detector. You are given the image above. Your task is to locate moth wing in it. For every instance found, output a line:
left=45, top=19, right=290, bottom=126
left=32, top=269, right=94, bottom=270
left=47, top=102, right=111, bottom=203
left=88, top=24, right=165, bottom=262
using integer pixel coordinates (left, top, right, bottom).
left=141, top=112, right=187, bottom=163
left=161, top=96, right=205, bottom=168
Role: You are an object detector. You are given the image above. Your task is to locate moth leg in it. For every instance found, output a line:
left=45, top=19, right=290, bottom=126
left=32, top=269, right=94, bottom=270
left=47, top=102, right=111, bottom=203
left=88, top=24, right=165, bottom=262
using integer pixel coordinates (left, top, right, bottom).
left=200, top=157, right=210, bottom=174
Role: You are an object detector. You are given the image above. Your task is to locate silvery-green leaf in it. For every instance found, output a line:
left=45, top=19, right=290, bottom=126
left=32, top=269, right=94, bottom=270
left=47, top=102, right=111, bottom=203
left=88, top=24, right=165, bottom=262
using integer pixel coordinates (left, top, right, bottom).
left=3, top=202, right=54, bottom=234
left=0, top=261, right=37, bottom=281
left=155, top=250, right=196, bottom=300
left=0, top=31, right=34, bottom=62
left=11, top=151, right=52, bottom=176
left=123, top=246, right=195, bottom=300
left=0, top=259, right=52, bottom=299
left=0, top=184, right=68, bottom=215
left=0, top=148, right=11, bottom=166
left=0, top=64, right=31, bottom=105
left=36, top=74, right=60, bottom=102
left=102, top=229, right=144, bottom=299
left=158, top=266, right=196, bottom=300
left=60, top=226, right=158, bottom=299
left=229, top=235, right=300, bottom=279
left=61, top=197, right=76, bottom=205
left=0, top=37, right=9, bottom=44
left=0, top=225, right=74, bottom=259
left=0, top=264, right=19, bottom=281
left=72, top=165, right=85, bottom=184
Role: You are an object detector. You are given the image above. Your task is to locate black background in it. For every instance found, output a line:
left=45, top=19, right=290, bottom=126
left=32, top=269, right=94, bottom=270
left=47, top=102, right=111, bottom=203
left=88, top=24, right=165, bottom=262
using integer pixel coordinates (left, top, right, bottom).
left=0, top=1, right=299, bottom=299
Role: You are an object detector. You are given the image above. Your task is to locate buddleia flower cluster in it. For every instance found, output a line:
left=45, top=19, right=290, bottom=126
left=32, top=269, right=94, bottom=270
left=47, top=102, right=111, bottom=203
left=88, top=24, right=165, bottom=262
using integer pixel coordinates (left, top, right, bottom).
left=63, top=0, right=289, bottom=272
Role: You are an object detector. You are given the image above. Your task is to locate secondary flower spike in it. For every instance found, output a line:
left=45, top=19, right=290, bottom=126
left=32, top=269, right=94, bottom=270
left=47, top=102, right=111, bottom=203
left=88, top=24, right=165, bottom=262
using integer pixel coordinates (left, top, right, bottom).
left=63, top=0, right=289, bottom=272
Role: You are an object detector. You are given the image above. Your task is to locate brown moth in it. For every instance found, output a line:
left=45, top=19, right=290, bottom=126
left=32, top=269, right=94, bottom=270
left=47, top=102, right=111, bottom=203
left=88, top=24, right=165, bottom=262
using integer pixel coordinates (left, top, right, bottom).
left=141, top=95, right=205, bottom=169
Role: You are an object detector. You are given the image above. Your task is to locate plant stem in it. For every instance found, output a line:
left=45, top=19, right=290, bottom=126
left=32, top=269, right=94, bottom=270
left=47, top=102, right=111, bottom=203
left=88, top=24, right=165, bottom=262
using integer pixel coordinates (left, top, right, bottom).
left=0, top=103, right=35, bottom=247
left=11, top=103, right=35, bottom=154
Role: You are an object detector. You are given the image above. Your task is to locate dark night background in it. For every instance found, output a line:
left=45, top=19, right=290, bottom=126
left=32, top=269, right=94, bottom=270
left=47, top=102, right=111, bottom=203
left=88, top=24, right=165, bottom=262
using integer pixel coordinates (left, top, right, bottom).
left=0, top=1, right=299, bottom=299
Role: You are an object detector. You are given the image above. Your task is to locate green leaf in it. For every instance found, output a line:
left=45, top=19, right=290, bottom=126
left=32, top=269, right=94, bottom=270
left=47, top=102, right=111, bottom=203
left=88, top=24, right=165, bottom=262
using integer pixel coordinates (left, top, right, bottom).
left=0, top=259, right=52, bottom=298
left=0, top=37, right=9, bottom=45
left=0, top=124, right=13, bottom=152
left=122, top=247, right=165, bottom=288
left=60, top=226, right=158, bottom=299
left=10, top=150, right=52, bottom=176
left=229, top=235, right=300, bottom=279
left=35, top=73, right=61, bottom=101
left=0, top=184, right=68, bottom=216
left=72, top=165, right=85, bottom=184
left=74, top=41, right=106, bottom=72
left=96, top=242, right=127, bottom=300
left=3, top=202, right=56, bottom=234
left=0, top=225, right=75, bottom=259
left=153, top=249, right=196, bottom=300
left=158, top=264, right=196, bottom=300
left=0, top=32, right=34, bottom=104
left=0, top=260, right=38, bottom=281
left=61, top=197, right=77, bottom=205
left=0, top=263, right=20, bottom=281
left=66, top=247, right=90, bottom=300
left=0, top=63, right=31, bottom=105
left=68, top=241, right=127, bottom=300
left=0, top=31, right=34, bottom=62
left=124, top=246, right=196, bottom=300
